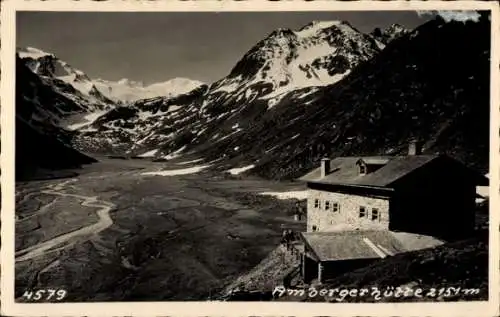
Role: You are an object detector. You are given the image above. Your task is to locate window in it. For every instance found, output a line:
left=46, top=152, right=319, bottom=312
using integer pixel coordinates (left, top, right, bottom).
left=372, top=208, right=380, bottom=221
left=332, top=203, right=340, bottom=213
left=325, top=201, right=330, bottom=210
left=312, top=225, right=317, bottom=232
left=314, top=199, right=320, bottom=208
left=359, top=206, right=366, bottom=218
left=359, top=165, right=367, bottom=174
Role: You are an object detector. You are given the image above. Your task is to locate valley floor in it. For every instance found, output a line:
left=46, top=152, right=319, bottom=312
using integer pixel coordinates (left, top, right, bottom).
left=14, top=156, right=489, bottom=303
left=14, top=156, right=306, bottom=301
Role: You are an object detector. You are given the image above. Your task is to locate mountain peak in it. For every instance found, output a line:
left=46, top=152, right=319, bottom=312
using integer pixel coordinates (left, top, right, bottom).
left=18, top=46, right=54, bottom=59
left=296, top=20, right=356, bottom=36
left=17, top=47, right=115, bottom=108
left=265, top=28, right=296, bottom=43
left=263, top=20, right=355, bottom=42
left=222, top=18, right=384, bottom=105
left=298, top=20, right=343, bottom=31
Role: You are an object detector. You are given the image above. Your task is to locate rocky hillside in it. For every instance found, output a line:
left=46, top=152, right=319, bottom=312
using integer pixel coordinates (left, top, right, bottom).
left=292, top=231, right=488, bottom=302
left=73, top=15, right=489, bottom=180
left=195, top=15, right=490, bottom=179
left=72, top=84, right=209, bottom=155
left=15, top=46, right=205, bottom=178
left=16, top=55, right=97, bottom=180
left=71, top=20, right=391, bottom=159
left=245, top=14, right=491, bottom=179
left=218, top=231, right=488, bottom=302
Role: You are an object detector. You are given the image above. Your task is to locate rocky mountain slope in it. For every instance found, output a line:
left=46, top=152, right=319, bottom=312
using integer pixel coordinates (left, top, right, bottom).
left=71, top=20, right=392, bottom=158
left=16, top=46, right=205, bottom=178
left=72, top=84, right=209, bottom=155
left=204, top=16, right=489, bottom=179
left=72, top=15, right=489, bottom=180
left=244, top=14, right=491, bottom=179
left=18, top=47, right=204, bottom=105
left=18, top=47, right=115, bottom=112
left=205, top=20, right=385, bottom=107
left=16, top=55, right=97, bottom=180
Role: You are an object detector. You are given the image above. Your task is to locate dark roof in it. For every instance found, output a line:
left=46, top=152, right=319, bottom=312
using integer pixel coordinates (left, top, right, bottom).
left=300, top=154, right=489, bottom=187
left=300, top=230, right=444, bottom=262
left=299, top=155, right=438, bottom=187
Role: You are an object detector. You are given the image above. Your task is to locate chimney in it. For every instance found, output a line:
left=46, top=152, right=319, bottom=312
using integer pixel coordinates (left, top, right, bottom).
left=321, top=158, right=331, bottom=178
left=408, top=139, right=422, bottom=155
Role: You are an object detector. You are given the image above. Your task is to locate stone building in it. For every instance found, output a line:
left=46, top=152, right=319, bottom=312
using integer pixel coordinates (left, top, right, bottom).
left=297, top=141, right=488, bottom=284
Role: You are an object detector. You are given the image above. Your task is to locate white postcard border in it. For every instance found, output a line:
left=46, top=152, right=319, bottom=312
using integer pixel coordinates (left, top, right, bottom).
left=1, top=1, right=499, bottom=316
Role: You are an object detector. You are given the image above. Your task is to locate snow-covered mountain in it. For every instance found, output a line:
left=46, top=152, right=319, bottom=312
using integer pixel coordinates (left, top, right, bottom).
left=18, top=47, right=115, bottom=111
left=204, top=20, right=385, bottom=110
left=17, top=16, right=489, bottom=181
left=71, top=20, right=387, bottom=156
left=93, top=77, right=205, bottom=104
left=71, top=16, right=490, bottom=181
left=17, top=47, right=205, bottom=105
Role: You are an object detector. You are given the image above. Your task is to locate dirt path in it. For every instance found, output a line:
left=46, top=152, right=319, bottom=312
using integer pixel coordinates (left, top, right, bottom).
left=15, top=179, right=116, bottom=262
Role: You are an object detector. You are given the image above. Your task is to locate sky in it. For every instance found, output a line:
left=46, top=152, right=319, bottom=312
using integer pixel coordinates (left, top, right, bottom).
left=17, top=11, right=431, bottom=85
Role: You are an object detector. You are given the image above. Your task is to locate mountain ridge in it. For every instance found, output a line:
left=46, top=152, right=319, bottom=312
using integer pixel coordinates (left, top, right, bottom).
left=133, top=16, right=489, bottom=179
left=71, top=20, right=397, bottom=159
left=18, top=16, right=489, bottom=181
left=17, top=46, right=205, bottom=105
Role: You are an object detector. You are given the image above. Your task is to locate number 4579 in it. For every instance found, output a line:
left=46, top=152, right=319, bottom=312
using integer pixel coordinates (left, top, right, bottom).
left=22, top=289, right=67, bottom=301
